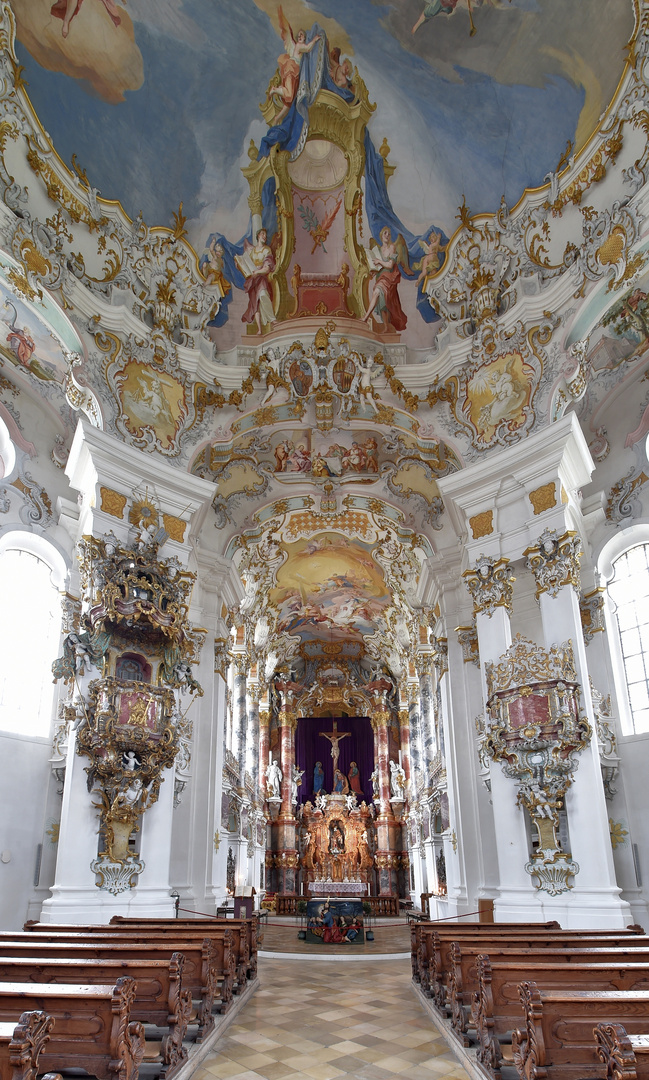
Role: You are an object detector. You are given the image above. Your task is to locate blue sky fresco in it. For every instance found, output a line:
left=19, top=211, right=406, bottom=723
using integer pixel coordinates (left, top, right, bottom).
left=13, top=0, right=632, bottom=251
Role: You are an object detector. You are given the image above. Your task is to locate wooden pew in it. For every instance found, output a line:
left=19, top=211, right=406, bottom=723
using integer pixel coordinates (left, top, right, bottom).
left=24, top=922, right=244, bottom=997
left=0, top=978, right=145, bottom=1080
left=0, top=1010, right=60, bottom=1080
left=424, top=928, right=649, bottom=1008
left=511, top=983, right=649, bottom=1080
left=0, top=934, right=225, bottom=1040
left=471, top=955, right=649, bottom=1074
left=411, top=921, right=562, bottom=986
left=0, top=954, right=191, bottom=1077
left=595, top=1023, right=649, bottom=1080
left=448, top=940, right=649, bottom=1037
left=108, top=917, right=258, bottom=986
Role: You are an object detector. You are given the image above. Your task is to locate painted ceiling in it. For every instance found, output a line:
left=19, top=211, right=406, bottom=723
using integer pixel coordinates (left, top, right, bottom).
left=13, top=0, right=632, bottom=258
left=3, top=0, right=649, bottom=688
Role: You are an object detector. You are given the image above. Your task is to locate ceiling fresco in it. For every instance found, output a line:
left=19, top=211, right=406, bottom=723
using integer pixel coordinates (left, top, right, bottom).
left=12, top=0, right=632, bottom=262
left=271, top=534, right=390, bottom=646
left=3, top=0, right=649, bottom=688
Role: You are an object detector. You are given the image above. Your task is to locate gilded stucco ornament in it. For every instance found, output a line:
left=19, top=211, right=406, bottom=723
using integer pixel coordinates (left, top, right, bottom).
left=605, top=465, right=649, bottom=522
left=485, top=635, right=591, bottom=895
left=580, top=588, right=607, bottom=644
left=456, top=623, right=480, bottom=667
left=463, top=555, right=515, bottom=618
left=591, top=679, right=620, bottom=799
left=524, top=528, right=583, bottom=599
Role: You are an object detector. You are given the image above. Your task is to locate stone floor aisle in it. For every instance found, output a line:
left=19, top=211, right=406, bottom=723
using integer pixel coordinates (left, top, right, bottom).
left=193, top=957, right=471, bottom=1080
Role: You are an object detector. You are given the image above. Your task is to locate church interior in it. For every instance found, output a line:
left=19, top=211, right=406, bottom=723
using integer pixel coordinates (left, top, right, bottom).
left=4, top=0, right=649, bottom=1077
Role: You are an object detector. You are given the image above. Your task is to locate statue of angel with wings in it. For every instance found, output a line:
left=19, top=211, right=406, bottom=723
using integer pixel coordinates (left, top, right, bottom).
left=362, top=227, right=410, bottom=332
left=269, top=7, right=321, bottom=124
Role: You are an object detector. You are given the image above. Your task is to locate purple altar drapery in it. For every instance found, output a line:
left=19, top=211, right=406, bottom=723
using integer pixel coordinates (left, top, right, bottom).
left=295, top=716, right=374, bottom=804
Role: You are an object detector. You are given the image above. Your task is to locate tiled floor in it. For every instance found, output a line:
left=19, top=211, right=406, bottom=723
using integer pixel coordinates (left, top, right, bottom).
left=193, top=957, right=471, bottom=1080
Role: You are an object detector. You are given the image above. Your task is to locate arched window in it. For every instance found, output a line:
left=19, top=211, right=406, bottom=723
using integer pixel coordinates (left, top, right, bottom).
left=0, top=536, right=65, bottom=738
left=605, top=536, right=649, bottom=735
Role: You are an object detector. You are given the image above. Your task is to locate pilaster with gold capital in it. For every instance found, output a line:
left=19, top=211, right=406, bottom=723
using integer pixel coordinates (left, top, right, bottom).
left=524, top=529, right=582, bottom=600
left=463, top=555, right=515, bottom=618
left=432, top=636, right=449, bottom=680
left=398, top=706, right=412, bottom=794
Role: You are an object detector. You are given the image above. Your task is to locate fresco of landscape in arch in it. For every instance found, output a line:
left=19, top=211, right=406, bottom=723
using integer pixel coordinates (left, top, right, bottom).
left=12, top=0, right=632, bottom=255
left=270, top=533, right=389, bottom=646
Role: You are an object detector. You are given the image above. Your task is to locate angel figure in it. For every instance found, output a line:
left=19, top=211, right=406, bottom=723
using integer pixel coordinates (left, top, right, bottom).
left=413, top=0, right=499, bottom=37
left=415, top=229, right=447, bottom=287
left=235, top=228, right=276, bottom=334
left=270, top=8, right=321, bottom=124
left=363, top=227, right=410, bottom=332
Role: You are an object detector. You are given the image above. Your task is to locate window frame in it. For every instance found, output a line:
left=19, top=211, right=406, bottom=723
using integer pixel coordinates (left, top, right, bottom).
left=599, top=524, right=649, bottom=737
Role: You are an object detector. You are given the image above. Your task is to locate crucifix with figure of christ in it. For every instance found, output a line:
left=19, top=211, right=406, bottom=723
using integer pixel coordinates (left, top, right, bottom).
left=319, top=718, right=351, bottom=773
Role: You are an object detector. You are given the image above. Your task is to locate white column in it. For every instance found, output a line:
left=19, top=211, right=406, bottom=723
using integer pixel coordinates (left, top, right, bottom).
left=476, top=605, right=544, bottom=919
left=40, top=729, right=104, bottom=923
left=129, top=765, right=176, bottom=916
left=538, top=583, right=630, bottom=926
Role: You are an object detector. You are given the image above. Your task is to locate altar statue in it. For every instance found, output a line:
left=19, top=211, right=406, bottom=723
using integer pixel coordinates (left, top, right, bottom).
left=333, top=768, right=350, bottom=795
left=348, top=761, right=363, bottom=796
left=266, top=757, right=282, bottom=799
left=313, top=760, right=325, bottom=797
left=389, top=759, right=406, bottom=798
left=291, top=764, right=304, bottom=805
left=319, top=719, right=351, bottom=773
left=370, top=764, right=379, bottom=799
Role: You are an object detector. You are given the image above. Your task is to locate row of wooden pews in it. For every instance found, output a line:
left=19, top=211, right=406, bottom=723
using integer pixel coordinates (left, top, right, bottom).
left=411, top=918, right=649, bottom=1079
left=0, top=914, right=258, bottom=1080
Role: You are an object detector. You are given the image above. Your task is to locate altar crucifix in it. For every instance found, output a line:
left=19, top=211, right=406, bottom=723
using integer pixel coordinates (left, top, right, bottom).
left=319, top=718, right=351, bottom=772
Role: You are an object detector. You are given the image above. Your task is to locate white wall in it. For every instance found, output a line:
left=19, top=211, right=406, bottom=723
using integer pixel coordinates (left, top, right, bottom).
left=0, top=731, right=53, bottom=929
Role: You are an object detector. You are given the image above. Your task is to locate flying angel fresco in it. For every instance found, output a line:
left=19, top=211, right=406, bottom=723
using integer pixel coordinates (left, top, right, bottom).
left=412, top=0, right=511, bottom=38
left=269, top=6, right=321, bottom=124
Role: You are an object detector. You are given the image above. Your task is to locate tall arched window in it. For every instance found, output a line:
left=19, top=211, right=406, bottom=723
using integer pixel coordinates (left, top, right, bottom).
left=606, top=540, right=649, bottom=735
left=0, top=537, right=65, bottom=738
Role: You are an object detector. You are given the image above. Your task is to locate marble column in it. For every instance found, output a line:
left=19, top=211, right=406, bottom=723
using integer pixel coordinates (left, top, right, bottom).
left=277, top=699, right=298, bottom=894
left=259, top=705, right=270, bottom=800
left=248, top=685, right=260, bottom=800
left=408, top=683, right=423, bottom=796
left=373, top=699, right=396, bottom=895
left=526, top=529, right=630, bottom=926
left=233, top=655, right=248, bottom=784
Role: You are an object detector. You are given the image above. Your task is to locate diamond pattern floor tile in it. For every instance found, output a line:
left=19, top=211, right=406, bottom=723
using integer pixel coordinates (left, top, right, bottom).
left=197, top=956, right=471, bottom=1079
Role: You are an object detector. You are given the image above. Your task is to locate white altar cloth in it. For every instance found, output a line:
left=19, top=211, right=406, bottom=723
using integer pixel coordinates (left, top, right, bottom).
left=308, top=881, right=368, bottom=895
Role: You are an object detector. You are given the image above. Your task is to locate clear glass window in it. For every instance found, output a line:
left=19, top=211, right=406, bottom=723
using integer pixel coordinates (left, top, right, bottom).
left=0, top=549, right=61, bottom=737
left=608, top=543, right=649, bottom=734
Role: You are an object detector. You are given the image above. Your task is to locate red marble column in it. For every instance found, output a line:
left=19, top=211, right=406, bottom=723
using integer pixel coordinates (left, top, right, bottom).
left=373, top=700, right=395, bottom=896
left=277, top=700, right=298, bottom=894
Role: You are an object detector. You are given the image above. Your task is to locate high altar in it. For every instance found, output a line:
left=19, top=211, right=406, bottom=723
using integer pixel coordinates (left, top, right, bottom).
left=263, top=677, right=412, bottom=901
